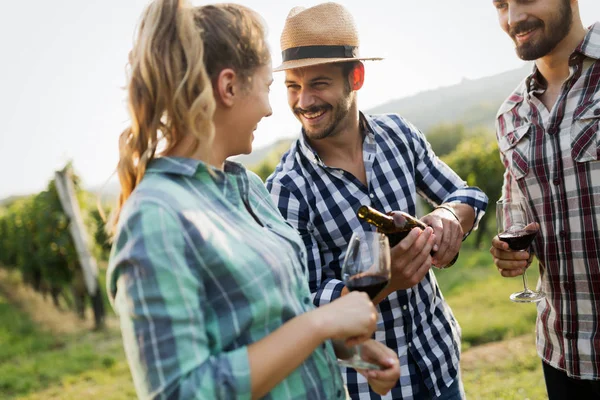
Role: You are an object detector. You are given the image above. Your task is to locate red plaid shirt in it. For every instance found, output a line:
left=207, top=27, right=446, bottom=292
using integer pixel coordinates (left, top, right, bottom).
left=496, top=23, right=600, bottom=379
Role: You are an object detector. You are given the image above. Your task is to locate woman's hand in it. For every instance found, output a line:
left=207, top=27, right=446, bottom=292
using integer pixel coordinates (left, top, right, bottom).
left=313, top=291, right=377, bottom=346
left=357, top=340, right=400, bottom=395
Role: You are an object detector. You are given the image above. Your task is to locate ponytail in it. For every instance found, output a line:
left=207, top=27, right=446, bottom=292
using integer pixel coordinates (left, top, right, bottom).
left=110, top=0, right=215, bottom=234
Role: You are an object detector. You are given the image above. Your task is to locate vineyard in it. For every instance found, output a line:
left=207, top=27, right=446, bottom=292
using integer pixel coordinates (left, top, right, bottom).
left=0, top=164, right=111, bottom=329
left=0, top=150, right=547, bottom=398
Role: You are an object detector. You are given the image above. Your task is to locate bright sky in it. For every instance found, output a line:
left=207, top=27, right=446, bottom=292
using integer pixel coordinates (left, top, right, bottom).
left=1, top=0, right=598, bottom=198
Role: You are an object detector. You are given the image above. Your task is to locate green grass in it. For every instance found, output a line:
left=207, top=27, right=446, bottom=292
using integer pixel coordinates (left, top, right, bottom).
left=463, top=337, right=547, bottom=399
left=0, top=291, right=134, bottom=399
left=436, top=246, right=540, bottom=349
left=0, top=247, right=547, bottom=399
left=0, top=296, right=61, bottom=364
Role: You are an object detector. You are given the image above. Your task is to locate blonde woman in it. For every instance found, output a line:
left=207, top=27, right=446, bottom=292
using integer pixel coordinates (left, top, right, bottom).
left=107, top=0, right=399, bottom=398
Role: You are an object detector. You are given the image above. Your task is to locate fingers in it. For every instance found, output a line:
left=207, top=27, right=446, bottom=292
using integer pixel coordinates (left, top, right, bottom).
left=431, top=219, right=462, bottom=267
left=325, top=291, right=377, bottom=340
left=365, top=364, right=399, bottom=383
left=490, top=240, right=531, bottom=272
left=364, top=362, right=400, bottom=395
left=387, top=227, right=435, bottom=290
left=358, top=340, right=400, bottom=395
left=498, top=267, right=526, bottom=277
left=490, top=235, right=532, bottom=277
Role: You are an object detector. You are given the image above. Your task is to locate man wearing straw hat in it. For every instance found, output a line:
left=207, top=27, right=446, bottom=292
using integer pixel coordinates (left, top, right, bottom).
left=266, top=2, right=488, bottom=399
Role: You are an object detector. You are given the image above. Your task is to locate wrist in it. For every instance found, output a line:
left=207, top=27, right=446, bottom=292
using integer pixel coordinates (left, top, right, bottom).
left=307, top=306, right=333, bottom=341
left=434, top=204, right=459, bottom=222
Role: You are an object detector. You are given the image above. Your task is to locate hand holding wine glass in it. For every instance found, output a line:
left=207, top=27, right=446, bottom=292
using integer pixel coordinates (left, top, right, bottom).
left=495, top=198, right=544, bottom=303
left=338, top=231, right=391, bottom=370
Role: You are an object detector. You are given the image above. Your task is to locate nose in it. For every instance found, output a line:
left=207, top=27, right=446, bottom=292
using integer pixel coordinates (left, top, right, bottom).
left=296, top=88, right=315, bottom=110
left=507, top=5, right=527, bottom=27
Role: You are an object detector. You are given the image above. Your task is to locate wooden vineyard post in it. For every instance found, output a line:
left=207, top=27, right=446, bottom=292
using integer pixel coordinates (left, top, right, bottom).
left=54, top=167, right=105, bottom=329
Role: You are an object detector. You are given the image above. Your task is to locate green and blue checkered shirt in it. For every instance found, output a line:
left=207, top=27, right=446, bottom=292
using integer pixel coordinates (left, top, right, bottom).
left=107, top=157, right=346, bottom=399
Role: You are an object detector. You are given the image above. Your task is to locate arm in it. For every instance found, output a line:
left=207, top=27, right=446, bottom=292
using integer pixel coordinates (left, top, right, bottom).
left=405, top=121, right=488, bottom=267
left=248, top=292, right=376, bottom=398
left=110, top=201, right=377, bottom=400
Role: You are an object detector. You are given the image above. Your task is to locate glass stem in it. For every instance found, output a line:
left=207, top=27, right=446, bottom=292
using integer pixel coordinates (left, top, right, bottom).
left=522, top=268, right=530, bottom=292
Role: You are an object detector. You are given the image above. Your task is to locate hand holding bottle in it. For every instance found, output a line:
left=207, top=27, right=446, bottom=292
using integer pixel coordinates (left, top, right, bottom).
left=357, top=205, right=458, bottom=295
left=421, top=207, right=463, bottom=268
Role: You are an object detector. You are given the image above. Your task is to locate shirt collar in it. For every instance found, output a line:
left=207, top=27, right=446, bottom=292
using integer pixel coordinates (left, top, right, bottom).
left=297, top=111, right=375, bottom=166
left=576, top=22, right=600, bottom=60
left=146, top=156, right=247, bottom=179
left=146, top=156, right=202, bottom=176
left=526, top=22, right=600, bottom=93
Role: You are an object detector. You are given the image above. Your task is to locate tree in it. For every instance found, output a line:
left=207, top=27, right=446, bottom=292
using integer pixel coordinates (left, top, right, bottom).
left=442, top=134, right=505, bottom=248
left=426, top=123, right=467, bottom=157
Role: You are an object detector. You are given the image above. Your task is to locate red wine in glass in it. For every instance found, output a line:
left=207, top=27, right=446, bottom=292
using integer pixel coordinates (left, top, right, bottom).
left=498, top=229, right=538, bottom=251
left=346, top=275, right=389, bottom=300
left=496, top=199, right=544, bottom=303
left=338, top=231, right=391, bottom=370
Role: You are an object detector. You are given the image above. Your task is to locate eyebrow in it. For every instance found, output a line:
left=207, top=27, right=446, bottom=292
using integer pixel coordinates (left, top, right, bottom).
left=309, top=76, right=334, bottom=82
left=284, top=76, right=334, bottom=85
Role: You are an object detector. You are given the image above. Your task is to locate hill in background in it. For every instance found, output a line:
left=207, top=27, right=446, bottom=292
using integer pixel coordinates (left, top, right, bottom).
left=367, top=63, right=531, bottom=132
left=233, top=63, right=531, bottom=169
left=0, top=64, right=532, bottom=205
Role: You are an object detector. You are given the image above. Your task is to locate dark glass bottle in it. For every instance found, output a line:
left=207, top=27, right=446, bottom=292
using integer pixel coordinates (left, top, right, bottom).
left=357, top=205, right=458, bottom=268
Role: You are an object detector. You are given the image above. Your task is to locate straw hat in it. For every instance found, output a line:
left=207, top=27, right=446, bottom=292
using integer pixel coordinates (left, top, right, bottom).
left=273, top=2, right=383, bottom=72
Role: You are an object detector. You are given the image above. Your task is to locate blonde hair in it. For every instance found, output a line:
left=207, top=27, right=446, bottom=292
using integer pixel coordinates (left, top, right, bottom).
left=111, top=0, right=270, bottom=233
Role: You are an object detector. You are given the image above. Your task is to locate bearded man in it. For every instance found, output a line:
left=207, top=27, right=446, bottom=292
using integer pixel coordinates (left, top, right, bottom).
left=267, top=3, right=488, bottom=399
left=489, top=0, right=600, bottom=398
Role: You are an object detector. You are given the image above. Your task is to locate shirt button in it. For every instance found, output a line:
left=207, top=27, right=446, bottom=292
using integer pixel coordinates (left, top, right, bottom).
left=337, top=389, right=343, bottom=398
left=594, top=108, right=600, bottom=116
left=402, top=305, right=408, bottom=311
left=408, top=342, right=412, bottom=348
left=369, top=193, right=375, bottom=199
left=565, top=332, right=574, bottom=340
left=548, top=126, right=558, bottom=135
left=560, top=230, right=568, bottom=238
left=303, top=297, right=310, bottom=304
left=553, top=178, right=560, bottom=185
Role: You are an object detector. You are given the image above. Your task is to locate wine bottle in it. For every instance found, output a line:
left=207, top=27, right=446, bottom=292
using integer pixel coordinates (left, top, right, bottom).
left=357, top=205, right=458, bottom=268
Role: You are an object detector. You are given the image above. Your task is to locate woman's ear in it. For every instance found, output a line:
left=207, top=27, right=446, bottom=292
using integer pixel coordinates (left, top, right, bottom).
left=214, top=68, right=237, bottom=107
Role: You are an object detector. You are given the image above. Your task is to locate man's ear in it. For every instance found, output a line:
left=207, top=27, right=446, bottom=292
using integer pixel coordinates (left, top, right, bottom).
left=350, top=62, right=365, bottom=91
left=214, top=68, right=237, bottom=107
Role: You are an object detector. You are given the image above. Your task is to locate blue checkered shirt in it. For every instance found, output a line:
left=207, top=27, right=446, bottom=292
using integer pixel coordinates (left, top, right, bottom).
left=266, top=113, right=488, bottom=399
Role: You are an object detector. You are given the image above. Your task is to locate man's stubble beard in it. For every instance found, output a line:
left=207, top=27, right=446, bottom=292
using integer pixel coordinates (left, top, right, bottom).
left=513, top=0, right=572, bottom=60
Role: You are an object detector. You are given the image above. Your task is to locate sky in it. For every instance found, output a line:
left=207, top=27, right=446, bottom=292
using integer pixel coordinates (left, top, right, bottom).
left=1, top=0, right=599, bottom=199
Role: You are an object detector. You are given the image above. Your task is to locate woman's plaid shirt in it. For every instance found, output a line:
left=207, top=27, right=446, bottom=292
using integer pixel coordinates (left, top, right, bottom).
left=496, top=23, right=600, bottom=380
left=267, top=113, right=488, bottom=399
left=107, top=158, right=346, bottom=399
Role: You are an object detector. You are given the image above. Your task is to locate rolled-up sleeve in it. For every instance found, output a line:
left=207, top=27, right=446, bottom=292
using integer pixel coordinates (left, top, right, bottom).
left=108, top=200, right=251, bottom=400
left=409, top=122, right=489, bottom=234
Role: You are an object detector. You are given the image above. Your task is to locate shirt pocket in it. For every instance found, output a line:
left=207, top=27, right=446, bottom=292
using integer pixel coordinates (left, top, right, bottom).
left=498, top=123, right=532, bottom=180
left=571, top=98, right=600, bottom=162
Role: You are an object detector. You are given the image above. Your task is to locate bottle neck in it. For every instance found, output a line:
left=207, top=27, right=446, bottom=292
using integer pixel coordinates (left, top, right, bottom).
left=357, top=205, right=397, bottom=233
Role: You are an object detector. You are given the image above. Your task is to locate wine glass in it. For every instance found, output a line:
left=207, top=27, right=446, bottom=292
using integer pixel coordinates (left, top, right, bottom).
left=496, top=198, right=544, bottom=303
left=337, top=231, right=391, bottom=370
